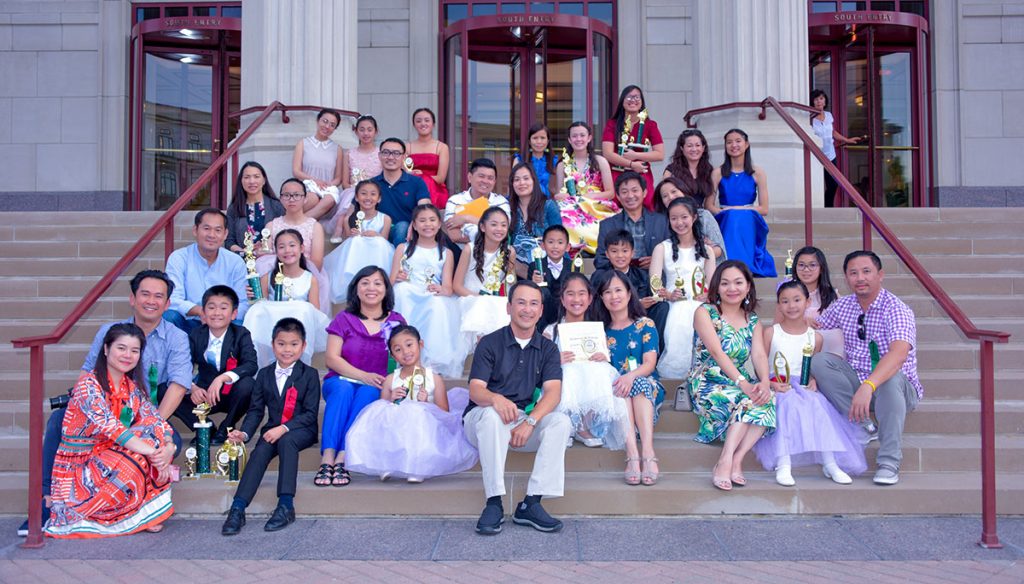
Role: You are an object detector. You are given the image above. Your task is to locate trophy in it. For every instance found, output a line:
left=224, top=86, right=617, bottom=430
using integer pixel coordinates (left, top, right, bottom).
left=192, top=402, right=214, bottom=476
left=691, top=265, right=706, bottom=299
left=618, top=115, right=634, bottom=158
left=283, top=276, right=294, bottom=302
left=243, top=231, right=263, bottom=301
left=351, top=167, right=363, bottom=184
left=503, top=272, right=516, bottom=297
left=148, top=363, right=159, bottom=405
left=800, top=332, right=814, bottom=386
left=483, top=273, right=499, bottom=296
left=273, top=262, right=285, bottom=301
left=403, top=156, right=415, bottom=173
left=649, top=274, right=664, bottom=302
left=560, top=148, right=577, bottom=197
left=401, top=257, right=412, bottom=279
left=395, top=367, right=425, bottom=404
left=424, top=267, right=436, bottom=291
left=261, top=227, right=272, bottom=253
left=673, top=268, right=685, bottom=294
left=531, top=245, right=546, bottom=287
left=785, top=249, right=794, bottom=277
left=355, top=210, right=366, bottom=235
left=772, top=351, right=791, bottom=384
left=215, top=428, right=246, bottom=484
left=183, top=446, right=198, bottom=479
left=572, top=255, right=584, bottom=274
left=635, top=109, right=649, bottom=147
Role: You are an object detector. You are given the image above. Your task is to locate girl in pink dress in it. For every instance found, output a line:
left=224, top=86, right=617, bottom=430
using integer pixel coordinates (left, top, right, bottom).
left=408, top=108, right=450, bottom=209
left=329, top=115, right=382, bottom=242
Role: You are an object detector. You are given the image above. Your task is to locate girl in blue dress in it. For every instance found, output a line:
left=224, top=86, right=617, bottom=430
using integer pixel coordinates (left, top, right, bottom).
left=707, top=129, right=777, bottom=278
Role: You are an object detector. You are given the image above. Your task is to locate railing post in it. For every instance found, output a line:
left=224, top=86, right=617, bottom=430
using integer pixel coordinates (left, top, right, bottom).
left=861, top=214, right=871, bottom=251
left=804, top=144, right=813, bottom=247
left=21, top=345, right=44, bottom=548
left=978, top=339, right=1002, bottom=548
left=164, top=221, right=175, bottom=262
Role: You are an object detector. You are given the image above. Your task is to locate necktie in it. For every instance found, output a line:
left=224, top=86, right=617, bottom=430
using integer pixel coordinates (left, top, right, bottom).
left=205, top=337, right=222, bottom=369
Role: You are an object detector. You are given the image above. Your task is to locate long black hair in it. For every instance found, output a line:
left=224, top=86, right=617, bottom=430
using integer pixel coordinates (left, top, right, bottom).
left=567, top=121, right=601, bottom=180
left=592, top=270, right=646, bottom=327
left=345, top=265, right=394, bottom=320
left=231, top=161, right=278, bottom=217
left=792, top=246, right=838, bottom=312
left=509, top=162, right=546, bottom=234
left=519, top=122, right=555, bottom=177
left=268, top=229, right=310, bottom=286
left=471, top=206, right=512, bottom=282
left=405, top=204, right=449, bottom=261
left=664, top=129, right=713, bottom=204
left=706, top=260, right=758, bottom=316
left=610, top=85, right=645, bottom=144
left=666, top=196, right=709, bottom=262
left=94, top=323, right=147, bottom=395
left=720, top=128, right=755, bottom=177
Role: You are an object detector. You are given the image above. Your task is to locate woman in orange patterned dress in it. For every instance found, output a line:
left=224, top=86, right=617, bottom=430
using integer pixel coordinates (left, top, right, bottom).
left=46, top=323, right=175, bottom=538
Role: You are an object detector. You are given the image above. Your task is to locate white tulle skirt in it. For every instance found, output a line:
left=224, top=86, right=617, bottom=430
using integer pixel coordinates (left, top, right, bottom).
left=393, top=282, right=468, bottom=379
left=458, top=295, right=510, bottom=350
left=557, top=362, right=631, bottom=451
left=657, top=298, right=701, bottom=379
left=344, top=387, right=479, bottom=480
left=323, top=236, right=395, bottom=303
left=242, top=300, right=329, bottom=368
left=254, top=255, right=331, bottom=315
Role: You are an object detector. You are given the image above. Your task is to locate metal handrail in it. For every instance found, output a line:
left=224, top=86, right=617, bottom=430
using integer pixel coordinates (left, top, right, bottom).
left=685, top=96, right=1011, bottom=548
left=10, top=101, right=355, bottom=548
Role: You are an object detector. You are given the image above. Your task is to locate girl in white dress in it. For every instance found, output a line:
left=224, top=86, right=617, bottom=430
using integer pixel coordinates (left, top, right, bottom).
left=323, top=180, right=395, bottom=303
left=543, top=272, right=630, bottom=451
left=345, top=325, right=478, bottom=482
left=454, top=206, right=516, bottom=344
left=649, top=196, right=716, bottom=378
left=243, top=229, right=329, bottom=367
left=389, top=204, right=466, bottom=379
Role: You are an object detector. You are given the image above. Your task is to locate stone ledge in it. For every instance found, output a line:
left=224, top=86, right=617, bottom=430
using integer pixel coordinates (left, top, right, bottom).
left=0, top=190, right=125, bottom=212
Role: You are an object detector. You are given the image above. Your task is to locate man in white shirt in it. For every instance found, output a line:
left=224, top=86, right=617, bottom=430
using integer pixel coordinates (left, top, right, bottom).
left=444, top=158, right=511, bottom=246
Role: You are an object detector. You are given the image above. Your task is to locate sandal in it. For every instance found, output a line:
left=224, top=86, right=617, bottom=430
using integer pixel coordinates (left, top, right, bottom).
left=624, top=457, right=641, bottom=486
left=641, top=457, right=660, bottom=486
left=145, top=524, right=165, bottom=533
left=730, top=471, right=747, bottom=487
left=712, top=464, right=732, bottom=491
left=332, top=464, right=351, bottom=487
left=314, top=464, right=334, bottom=487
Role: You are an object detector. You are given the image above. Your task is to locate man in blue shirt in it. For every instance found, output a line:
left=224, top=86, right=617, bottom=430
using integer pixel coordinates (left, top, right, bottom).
left=19, top=270, right=192, bottom=537
left=373, top=137, right=431, bottom=245
left=164, top=208, right=249, bottom=333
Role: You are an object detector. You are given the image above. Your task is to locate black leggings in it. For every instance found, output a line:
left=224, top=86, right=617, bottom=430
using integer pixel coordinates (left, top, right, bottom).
left=824, top=158, right=839, bottom=207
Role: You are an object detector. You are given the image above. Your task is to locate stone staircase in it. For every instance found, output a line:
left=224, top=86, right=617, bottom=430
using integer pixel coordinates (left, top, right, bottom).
left=0, top=208, right=1021, bottom=517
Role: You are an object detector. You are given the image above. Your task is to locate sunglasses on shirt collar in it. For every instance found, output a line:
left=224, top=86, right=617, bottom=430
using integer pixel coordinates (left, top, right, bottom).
left=857, top=313, right=867, bottom=341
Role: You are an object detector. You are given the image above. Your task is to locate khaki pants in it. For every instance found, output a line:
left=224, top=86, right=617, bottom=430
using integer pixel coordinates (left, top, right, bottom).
left=463, top=406, right=571, bottom=499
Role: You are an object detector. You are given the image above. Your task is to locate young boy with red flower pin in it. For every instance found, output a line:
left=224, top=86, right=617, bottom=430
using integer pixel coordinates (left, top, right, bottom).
left=221, top=318, right=320, bottom=535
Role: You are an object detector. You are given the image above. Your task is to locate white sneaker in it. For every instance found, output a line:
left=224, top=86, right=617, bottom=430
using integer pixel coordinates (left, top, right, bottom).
left=775, top=466, right=795, bottom=487
left=823, top=463, right=852, bottom=484
left=565, top=436, right=574, bottom=448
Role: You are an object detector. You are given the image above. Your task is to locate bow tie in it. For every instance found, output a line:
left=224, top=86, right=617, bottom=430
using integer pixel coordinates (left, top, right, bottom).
left=275, top=366, right=294, bottom=380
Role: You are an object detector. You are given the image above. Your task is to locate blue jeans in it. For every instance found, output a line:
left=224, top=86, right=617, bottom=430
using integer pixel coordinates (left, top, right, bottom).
left=389, top=221, right=410, bottom=246
left=162, top=310, right=200, bottom=334
left=320, top=376, right=380, bottom=454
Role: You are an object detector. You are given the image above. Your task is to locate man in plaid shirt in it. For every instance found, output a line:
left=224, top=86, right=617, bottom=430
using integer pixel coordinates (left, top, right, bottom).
left=811, top=250, right=922, bottom=486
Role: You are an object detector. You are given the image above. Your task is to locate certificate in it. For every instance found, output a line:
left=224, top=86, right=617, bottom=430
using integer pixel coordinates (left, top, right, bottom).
left=557, top=321, right=609, bottom=362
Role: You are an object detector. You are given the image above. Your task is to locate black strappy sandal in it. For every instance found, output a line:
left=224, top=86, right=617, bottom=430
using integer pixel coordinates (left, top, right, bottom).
left=313, top=464, right=334, bottom=487
left=332, top=464, right=351, bottom=487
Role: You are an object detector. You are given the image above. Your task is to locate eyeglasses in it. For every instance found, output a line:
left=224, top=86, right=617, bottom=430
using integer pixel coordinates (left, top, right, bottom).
left=380, top=149, right=404, bottom=158
left=280, top=193, right=306, bottom=200
left=624, top=95, right=643, bottom=103
left=857, top=313, right=867, bottom=341
left=796, top=262, right=820, bottom=271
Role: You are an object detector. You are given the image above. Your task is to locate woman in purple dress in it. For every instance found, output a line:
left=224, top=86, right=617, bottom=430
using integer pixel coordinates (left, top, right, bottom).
left=317, top=266, right=405, bottom=487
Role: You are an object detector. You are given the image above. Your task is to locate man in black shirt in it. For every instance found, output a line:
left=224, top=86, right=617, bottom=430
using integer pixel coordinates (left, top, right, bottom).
left=463, top=281, right=570, bottom=535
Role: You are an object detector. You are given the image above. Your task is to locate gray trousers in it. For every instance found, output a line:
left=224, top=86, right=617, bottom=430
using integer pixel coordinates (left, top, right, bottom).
left=810, top=352, right=919, bottom=469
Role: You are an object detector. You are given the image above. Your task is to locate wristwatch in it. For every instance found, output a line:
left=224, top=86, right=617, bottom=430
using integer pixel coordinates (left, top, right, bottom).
left=525, top=416, right=538, bottom=427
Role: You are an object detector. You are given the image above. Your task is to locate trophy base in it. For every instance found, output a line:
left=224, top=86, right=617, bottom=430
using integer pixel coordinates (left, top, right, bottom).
left=181, top=475, right=199, bottom=481
left=225, top=479, right=239, bottom=485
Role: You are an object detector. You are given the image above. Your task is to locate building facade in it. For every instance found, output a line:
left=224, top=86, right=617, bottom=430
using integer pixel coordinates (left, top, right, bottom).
left=0, top=0, right=1020, bottom=211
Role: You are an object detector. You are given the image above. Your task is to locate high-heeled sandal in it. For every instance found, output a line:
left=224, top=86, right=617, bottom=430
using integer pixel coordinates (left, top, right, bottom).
left=712, top=464, right=732, bottom=491
left=641, top=457, right=660, bottom=486
left=624, top=457, right=641, bottom=486
left=730, top=471, right=747, bottom=487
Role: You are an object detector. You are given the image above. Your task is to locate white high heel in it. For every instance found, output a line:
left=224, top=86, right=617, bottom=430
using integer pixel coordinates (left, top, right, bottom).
left=823, top=463, right=852, bottom=484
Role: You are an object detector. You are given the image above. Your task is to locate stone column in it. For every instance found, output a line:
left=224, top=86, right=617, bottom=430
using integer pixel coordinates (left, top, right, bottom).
left=694, top=0, right=820, bottom=208
left=235, top=0, right=360, bottom=196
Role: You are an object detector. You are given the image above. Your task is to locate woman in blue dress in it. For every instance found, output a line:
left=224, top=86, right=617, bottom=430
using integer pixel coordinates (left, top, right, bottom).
left=514, top=123, right=555, bottom=198
left=707, top=129, right=776, bottom=278
left=509, top=162, right=562, bottom=277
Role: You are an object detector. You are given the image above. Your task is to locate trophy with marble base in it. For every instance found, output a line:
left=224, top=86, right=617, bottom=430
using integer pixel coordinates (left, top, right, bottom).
left=215, top=428, right=246, bottom=484
left=532, top=245, right=547, bottom=287
left=243, top=231, right=263, bottom=302
left=192, top=402, right=214, bottom=477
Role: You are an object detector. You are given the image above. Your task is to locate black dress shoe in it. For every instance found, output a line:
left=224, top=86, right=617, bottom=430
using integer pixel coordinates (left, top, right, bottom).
left=221, top=507, right=245, bottom=536
left=512, top=499, right=563, bottom=533
left=475, top=502, right=504, bottom=535
left=211, top=428, right=228, bottom=447
left=264, top=504, right=295, bottom=532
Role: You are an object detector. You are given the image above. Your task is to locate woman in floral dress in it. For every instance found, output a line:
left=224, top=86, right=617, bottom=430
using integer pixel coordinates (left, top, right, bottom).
left=687, top=260, right=775, bottom=491
left=553, top=121, right=617, bottom=255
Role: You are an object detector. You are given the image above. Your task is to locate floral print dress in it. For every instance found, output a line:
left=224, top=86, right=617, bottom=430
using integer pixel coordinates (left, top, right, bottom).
left=607, top=317, right=665, bottom=425
left=687, top=304, right=776, bottom=443
left=558, top=164, right=619, bottom=254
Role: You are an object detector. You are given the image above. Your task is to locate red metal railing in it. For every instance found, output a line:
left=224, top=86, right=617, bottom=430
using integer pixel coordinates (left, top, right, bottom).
left=11, top=102, right=359, bottom=547
left=686, top=96, right=1012, bottom=548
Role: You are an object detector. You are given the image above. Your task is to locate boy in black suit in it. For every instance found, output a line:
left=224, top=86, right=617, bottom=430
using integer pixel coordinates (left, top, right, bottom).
left=591, top=229, right=668, bottom=352
left=222, top=318, right=320, bottom=535
left=187, top=285, right=257, bottom=445
left=527, top=225, right=573, bottom=329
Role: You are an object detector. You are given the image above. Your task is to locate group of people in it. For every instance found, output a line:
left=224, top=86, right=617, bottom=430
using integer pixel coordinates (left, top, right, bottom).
left=30, top=86, right=922, bottom=540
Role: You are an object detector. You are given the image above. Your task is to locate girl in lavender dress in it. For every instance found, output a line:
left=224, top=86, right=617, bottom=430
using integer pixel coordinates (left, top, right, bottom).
left=323, top=180, right=395, bottom=303
left=345, top=325, right=478, bottom=482
left=753, top=280, right=866, bottom=486
left=292, top=109, right=345, bottom=220
left=329, top=115, right=383, bottom=241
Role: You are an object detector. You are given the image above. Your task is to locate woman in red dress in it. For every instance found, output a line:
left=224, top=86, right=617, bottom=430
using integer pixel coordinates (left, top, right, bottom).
left=408, top=107, right=450, bottom=208
left=601, top=85, right=666, bottom=211
left=46, top=323, right=175, bottom=538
